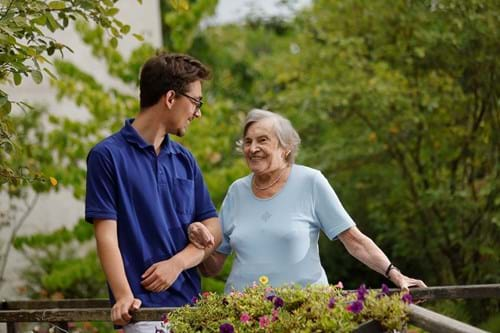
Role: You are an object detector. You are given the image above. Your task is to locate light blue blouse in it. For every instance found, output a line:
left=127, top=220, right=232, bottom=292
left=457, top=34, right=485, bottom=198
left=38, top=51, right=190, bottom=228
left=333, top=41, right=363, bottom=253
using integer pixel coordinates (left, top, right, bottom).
left=217, top=164, right=355, bottom=293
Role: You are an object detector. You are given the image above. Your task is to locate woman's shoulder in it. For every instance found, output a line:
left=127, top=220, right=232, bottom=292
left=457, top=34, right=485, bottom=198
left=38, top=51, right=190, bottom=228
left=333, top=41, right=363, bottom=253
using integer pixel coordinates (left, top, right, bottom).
left=292, top=164, right=322, bottom=179
left=228, top=174, right=252, bottom=191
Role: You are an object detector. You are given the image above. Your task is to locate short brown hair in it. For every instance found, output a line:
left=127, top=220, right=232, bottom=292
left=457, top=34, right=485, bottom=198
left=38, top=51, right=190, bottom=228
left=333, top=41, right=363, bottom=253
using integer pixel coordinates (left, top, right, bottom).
left=139, top=53, right=211, bottom=108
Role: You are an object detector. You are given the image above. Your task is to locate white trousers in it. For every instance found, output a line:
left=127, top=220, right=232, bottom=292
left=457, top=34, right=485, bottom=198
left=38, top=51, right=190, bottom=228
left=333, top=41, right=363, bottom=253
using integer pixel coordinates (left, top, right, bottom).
left=123, top=321, right=166, bottom=333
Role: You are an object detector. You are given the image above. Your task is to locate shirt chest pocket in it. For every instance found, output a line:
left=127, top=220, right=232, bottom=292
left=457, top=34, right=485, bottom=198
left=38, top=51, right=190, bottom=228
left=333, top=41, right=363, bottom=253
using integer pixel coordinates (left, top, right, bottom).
left=172, top=178, right=195, bottom=219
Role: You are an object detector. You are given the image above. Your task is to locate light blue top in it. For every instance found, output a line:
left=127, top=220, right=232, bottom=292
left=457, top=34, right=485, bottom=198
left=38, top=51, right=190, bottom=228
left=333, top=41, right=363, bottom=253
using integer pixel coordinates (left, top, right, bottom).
left=217, top=164, right=355, bottom=292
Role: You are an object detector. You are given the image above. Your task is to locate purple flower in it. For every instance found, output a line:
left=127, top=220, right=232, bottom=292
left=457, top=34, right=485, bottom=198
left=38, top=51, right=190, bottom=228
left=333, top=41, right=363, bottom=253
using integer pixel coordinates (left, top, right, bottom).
left=191, top=296, right=198, bottom=305
left=219, top=323, right=234, bottom=333
left=357, top=284, right=368, bottom=301
left=381, top=283, right=390, bottom=295
left=377, top=283, right=390, bottom=298
left=346, top=300, right=364, bottom=314
left=401, top=293, right=413, bottom=304
left=273, top=296, right=284, bottom=308
left=266, top=291, right=276, bottom=302
left=328, top=297, right=336, bottom=309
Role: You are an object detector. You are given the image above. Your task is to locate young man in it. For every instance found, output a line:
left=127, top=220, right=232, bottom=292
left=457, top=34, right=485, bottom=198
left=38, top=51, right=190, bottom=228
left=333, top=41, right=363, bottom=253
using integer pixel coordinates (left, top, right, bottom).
left=85, top=53, right=221, bottom=332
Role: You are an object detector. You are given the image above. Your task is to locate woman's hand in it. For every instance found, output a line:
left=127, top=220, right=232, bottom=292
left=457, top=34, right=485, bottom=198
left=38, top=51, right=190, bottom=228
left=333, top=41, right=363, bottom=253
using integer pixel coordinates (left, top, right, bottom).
left=188, top=222, right=215, bottom=249
left=389, top=269, right=427, bottom=291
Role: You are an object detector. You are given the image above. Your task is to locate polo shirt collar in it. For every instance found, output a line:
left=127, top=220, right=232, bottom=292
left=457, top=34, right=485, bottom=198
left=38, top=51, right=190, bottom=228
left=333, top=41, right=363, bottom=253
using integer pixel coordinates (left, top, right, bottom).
left=120, top=118, right=176, bottom=153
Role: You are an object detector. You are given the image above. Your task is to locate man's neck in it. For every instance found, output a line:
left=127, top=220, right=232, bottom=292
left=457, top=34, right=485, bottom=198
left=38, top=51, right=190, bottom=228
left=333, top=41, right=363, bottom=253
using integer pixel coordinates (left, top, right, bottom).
left=132, top=106, right=168, bottom=154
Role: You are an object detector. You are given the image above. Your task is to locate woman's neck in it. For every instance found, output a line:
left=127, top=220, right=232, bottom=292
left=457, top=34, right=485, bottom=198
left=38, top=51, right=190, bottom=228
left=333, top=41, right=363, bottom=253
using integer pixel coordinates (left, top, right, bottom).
left=253, top=165, right=291, bottom=193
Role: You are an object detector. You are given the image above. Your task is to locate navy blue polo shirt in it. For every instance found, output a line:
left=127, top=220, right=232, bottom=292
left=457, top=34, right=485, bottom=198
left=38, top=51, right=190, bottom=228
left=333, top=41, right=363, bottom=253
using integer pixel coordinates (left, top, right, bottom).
left=85, top=119, right=217, bottom=307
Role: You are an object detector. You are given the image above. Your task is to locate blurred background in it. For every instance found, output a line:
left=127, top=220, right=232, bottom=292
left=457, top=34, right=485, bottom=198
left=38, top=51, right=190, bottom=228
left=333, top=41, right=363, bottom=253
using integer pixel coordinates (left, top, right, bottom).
left=0, top=0, right=498, bottom=331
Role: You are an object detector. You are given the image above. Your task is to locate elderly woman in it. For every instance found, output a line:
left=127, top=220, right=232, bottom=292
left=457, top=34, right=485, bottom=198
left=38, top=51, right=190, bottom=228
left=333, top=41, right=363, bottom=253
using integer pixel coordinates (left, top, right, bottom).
left=190, top=109, right=426, bottom=292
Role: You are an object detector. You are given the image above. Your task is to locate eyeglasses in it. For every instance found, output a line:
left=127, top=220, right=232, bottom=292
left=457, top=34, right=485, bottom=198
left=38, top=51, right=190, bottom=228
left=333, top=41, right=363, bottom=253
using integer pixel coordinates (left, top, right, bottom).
left=178, top=92, right=203, bottom=110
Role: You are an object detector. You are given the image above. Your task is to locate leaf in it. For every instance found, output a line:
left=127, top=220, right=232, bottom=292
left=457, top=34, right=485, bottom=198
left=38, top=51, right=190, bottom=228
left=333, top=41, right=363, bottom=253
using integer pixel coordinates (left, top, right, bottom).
left=111, top=27, right=120, bottom=37
left=48, top=1, right=66, bottom=10
left=31, top=70, right=43, bottom=84
left=106, top=8, right=120, bottom=16
left=169, top=0, right=190, bottom=11
left=109, top=37, right=118, bottom=49
left=120, top=25, right=131, bottom=34
left=43, top=68, right=58, bottom=81
left=132, top=33, right=144, bottom=41
left=0, top=100, right=12, bottom=116
left=45, top=13, right=60, bottom=32
left=13, top=72, right=22, bottom=86
left=0, top=95, right=8, bottom=107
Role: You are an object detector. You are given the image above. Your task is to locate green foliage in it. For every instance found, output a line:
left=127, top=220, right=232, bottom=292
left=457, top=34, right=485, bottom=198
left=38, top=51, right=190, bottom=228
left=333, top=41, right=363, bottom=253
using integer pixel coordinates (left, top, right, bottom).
left=0, top=0, right=140, bottom=186
left=14, top=219, right=106, bottom=299
left=160, top=0, right=218, bottom=52
left=168, top=284, right=410, bottom=332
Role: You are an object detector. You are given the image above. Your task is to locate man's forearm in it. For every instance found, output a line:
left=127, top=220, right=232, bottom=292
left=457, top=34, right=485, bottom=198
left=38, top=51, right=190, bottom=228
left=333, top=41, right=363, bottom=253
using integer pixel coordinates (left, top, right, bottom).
left=94, top=220, right=133, bottom=300
left=174, top=217, right=222, bottom=270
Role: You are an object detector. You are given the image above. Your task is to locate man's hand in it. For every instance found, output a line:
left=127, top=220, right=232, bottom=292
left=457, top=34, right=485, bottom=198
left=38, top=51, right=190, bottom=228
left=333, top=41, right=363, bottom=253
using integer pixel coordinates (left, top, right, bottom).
left=111, top=296, right=141, bottom=326
left=188, top=222, right=215, bottom=249
left=141, top=256, right=184, bottom=292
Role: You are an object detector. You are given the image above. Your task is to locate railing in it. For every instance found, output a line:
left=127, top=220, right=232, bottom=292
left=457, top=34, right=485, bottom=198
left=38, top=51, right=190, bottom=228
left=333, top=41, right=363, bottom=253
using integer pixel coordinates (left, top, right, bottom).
left=1, top=284, right=498, bottom=333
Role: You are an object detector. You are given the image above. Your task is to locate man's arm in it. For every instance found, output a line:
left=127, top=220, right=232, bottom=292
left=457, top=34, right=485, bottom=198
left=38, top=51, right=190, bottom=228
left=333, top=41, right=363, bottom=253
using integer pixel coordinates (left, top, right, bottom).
left=94, top=219, right=141, bottom=326
left=141, top=217, right=221, bottom=292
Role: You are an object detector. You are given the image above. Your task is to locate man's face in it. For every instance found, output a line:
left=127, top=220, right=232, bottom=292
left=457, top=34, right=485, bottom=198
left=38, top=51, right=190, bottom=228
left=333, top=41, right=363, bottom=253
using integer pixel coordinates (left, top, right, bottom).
left=169, top=80, right=203, bottom=137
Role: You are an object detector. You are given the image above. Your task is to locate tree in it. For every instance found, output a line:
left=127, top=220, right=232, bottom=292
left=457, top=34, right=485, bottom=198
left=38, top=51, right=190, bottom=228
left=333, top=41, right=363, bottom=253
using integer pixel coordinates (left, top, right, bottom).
left=0, top=0, right=141, bottom=185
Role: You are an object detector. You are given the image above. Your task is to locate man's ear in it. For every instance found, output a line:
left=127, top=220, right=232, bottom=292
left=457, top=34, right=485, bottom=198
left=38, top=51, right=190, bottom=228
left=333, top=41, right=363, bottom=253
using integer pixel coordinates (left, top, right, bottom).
left=164, top=90, right=176, bottom=109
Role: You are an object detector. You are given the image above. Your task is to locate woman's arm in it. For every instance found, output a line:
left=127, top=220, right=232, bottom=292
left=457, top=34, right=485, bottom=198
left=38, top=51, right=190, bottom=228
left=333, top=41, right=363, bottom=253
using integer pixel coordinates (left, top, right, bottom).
left=198, top=251, right=228, bottom=277
left=338, top=226, right=426, bottom=290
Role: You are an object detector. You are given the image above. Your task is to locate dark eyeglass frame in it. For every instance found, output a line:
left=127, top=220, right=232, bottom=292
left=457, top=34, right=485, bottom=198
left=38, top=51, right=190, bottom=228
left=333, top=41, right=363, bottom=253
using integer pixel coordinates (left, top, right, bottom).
left=178, top=92, right=203, bottom=110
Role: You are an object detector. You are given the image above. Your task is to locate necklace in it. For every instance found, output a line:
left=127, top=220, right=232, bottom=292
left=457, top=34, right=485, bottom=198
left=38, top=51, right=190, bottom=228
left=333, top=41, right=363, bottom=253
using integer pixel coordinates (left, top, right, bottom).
left=253, top=167, right=288, bottom=191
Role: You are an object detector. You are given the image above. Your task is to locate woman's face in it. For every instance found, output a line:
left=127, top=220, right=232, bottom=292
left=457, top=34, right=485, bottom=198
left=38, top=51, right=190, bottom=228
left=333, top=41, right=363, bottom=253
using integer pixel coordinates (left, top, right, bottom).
left=243, top=119, right=287, bottom=175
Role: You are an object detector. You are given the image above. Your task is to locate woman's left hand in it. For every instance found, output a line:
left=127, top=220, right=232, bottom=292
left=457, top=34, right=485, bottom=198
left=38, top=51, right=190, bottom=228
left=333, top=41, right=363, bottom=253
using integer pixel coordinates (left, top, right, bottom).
left=389, top=270, right=427, bottom=291
left=188, top=222, right=215, bottom=249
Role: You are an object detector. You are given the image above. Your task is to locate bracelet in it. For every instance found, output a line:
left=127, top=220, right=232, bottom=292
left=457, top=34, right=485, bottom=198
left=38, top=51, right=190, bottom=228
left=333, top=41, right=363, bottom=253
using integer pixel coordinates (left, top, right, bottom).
left=385, top=263, right=399, bottom=278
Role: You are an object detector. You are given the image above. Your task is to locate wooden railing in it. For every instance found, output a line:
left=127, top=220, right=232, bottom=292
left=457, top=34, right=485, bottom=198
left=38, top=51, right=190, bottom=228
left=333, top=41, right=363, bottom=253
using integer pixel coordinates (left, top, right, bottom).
left=1, top=284, right=498, bottom=333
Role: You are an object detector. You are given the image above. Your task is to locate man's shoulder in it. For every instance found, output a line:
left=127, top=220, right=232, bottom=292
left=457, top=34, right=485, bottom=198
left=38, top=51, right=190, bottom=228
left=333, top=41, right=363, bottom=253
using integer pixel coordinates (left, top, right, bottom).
left=89, top=132, right=123, bottom=156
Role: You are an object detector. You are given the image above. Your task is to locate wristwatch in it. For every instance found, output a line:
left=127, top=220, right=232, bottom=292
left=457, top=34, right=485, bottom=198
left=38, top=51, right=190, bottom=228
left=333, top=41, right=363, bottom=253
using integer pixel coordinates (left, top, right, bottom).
left=385, top=263, right=400, bottom=278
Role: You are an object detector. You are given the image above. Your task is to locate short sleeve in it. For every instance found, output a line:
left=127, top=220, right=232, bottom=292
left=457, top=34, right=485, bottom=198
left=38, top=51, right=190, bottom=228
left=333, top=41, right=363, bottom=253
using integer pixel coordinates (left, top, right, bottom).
left=85, top=148, right=118, bottom=223
left=313, top=171, right=355, bottom=239
left=192, top=159, right=218, bottom=222
left=216, top=188, right=234, bottom=255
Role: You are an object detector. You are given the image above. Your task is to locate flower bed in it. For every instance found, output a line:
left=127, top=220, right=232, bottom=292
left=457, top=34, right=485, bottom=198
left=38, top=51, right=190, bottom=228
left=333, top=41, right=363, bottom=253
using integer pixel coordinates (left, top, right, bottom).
left=159, top=279, right=412, bottom=333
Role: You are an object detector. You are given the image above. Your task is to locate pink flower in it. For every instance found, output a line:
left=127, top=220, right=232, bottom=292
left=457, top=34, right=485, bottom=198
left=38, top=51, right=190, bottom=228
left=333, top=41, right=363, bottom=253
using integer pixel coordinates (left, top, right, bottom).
left=202, top=291, right=211, bottom=298
left=240, top=312, right=251, bottom=323
left=335, top=281, right=344, bottom=289
left=259, top=315, right=270, bottom=328
left=272, top=309, right=279, bottom=322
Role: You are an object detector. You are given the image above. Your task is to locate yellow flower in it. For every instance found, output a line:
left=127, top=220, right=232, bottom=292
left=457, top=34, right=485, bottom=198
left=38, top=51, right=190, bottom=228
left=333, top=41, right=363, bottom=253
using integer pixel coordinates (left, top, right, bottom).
left=259, top=275, right=269, bottom=285
left=49, top=177, right=58, bottom=187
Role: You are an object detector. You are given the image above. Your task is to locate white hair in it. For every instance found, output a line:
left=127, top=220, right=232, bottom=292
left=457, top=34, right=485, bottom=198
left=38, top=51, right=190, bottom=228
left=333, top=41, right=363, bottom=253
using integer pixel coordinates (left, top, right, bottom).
left=236, top=109, right=301, bottom=164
